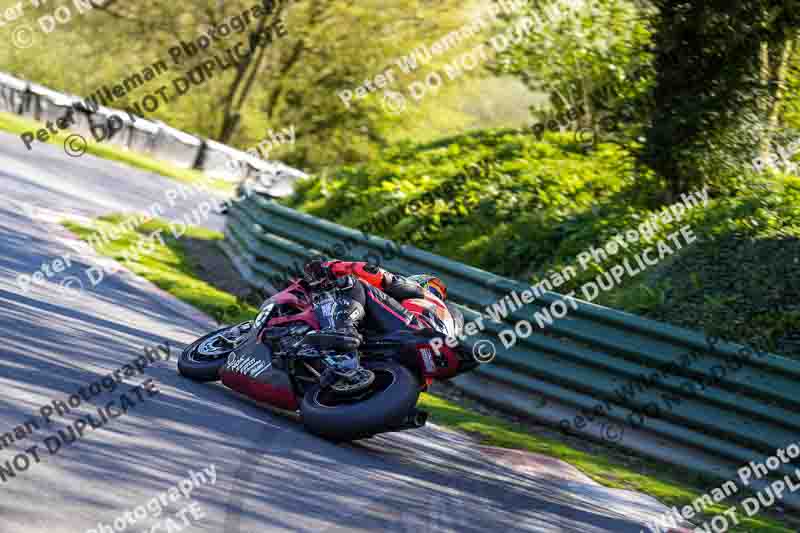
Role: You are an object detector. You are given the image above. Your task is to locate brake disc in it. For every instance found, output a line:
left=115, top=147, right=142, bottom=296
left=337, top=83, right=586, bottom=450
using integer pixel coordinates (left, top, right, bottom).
left=198, top=322, right=251, bottom=356
left=331, top=368, right=375, bottom=395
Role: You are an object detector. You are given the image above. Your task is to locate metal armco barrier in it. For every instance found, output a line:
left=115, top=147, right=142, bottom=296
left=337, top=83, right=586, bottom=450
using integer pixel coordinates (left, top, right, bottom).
left=222, top=193, right=800, bottom=510
left=0, top=72, right=305, bottom=195
left=0, top=73, right=31, bottom=116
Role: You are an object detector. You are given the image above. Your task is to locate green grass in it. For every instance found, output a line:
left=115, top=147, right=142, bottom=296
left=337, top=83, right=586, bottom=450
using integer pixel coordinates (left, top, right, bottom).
left=418, top=394, right=794, bottom=533
left=63, top=215, right=255, bottom=324
left=64, top=212, right=794, bottom=533
left=0, top=111, right=235, bottom=195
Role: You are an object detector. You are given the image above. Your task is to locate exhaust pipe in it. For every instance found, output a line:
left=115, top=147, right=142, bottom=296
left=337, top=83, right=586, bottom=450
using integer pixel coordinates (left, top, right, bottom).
left=410, top=409, right=428, bottom=428
left=380, top=409, right=430, bottom=435
left=394, top=409, right=428, bottom=431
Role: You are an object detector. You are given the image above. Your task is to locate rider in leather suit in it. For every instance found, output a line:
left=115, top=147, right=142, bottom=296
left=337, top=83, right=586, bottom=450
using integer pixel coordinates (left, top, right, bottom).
left=302, top=259, right=451, bottom=352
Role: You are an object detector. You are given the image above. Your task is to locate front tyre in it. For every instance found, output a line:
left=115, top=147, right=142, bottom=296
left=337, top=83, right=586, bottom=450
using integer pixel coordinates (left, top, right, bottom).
left=178, top=322, right=252, bottom=382
left=300, top=361, right=420, bottom=442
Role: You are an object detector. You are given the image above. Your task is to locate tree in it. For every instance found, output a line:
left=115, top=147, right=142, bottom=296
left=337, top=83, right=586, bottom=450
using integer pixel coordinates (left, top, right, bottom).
left=246, top=0, right=467, bottom=170
left=491, top=0, right=655, bottom=138
left=758, top=27, right=799, bottom=160
left=640, top=1, right=800, bottom=198
left=0, top=0, right=467, bottom=170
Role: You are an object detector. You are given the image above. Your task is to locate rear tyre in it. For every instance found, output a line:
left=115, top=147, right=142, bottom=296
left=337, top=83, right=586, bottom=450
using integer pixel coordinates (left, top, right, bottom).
left=300, top=361, right=420, bottom=442
left=178, top=322, right=252, bottom=382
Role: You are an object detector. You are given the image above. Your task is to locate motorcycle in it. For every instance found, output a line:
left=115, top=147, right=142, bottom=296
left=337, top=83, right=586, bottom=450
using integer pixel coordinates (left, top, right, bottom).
left=177, top=278, right=479, bottom=441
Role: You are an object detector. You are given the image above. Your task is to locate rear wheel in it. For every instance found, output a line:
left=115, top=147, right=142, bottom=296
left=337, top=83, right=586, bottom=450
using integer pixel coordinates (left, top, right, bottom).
left=300, top=361, right=420, bottom=442
left=178, top=322, right=252, bottom=382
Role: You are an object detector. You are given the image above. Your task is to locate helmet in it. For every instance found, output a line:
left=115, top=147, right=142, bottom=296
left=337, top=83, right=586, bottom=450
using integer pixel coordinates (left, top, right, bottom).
left=407, top=274, right=447, bottom=301
left=303, top=259, right=335, bottom=290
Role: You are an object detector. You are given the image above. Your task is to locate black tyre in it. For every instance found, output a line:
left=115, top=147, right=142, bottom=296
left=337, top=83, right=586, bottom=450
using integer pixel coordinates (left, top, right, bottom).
left=178, top=322, right=252, bottom=382
left=300, top=361, right=420, bottom=442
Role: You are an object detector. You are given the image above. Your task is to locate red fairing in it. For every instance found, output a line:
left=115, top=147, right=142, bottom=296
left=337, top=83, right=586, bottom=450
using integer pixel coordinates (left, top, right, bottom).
left=269, top=281, right=312, bottom=307
left=221, top=370, right=299, bottom=411
left=266, top=307, right=319, bottom=331
left=261, top=281, right=320, bottom=334
left=415, top=343, right=460, bottom=379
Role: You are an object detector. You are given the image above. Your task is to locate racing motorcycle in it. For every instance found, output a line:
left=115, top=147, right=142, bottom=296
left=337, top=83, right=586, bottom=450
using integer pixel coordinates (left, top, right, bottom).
left=177, top=278, right=479, bottom=441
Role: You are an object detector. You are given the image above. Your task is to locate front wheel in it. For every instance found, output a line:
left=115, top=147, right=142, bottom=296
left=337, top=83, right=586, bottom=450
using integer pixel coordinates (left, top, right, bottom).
left=178, top=322, right=252, bottom=382
left=300, top=361, right=420, bottom=442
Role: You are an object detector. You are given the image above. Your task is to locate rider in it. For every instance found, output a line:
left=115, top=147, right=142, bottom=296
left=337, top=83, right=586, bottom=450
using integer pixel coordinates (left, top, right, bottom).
left=301, top=259, right=452, bottom=352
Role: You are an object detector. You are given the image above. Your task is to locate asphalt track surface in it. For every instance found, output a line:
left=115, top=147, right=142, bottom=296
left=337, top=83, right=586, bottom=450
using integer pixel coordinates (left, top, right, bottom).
left=0, top=132, right=683, bottom=532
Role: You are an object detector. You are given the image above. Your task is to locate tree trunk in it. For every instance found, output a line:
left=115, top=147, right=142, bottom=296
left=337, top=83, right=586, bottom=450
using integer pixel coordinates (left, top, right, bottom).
left=264, top=38, right=304, bottom=120
left=758, top=33, right=796, bottom=162
left=758, top=41, right=771, bottom=160
left=576, top=56, right=594, bottom=130
left=217, top=6, right=285, bottom=143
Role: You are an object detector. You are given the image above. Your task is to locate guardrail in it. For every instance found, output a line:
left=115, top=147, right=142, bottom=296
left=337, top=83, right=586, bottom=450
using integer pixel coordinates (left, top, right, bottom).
left=0, top=71, right=304, bottom=195
left=221, top=193, right=800, bottom=510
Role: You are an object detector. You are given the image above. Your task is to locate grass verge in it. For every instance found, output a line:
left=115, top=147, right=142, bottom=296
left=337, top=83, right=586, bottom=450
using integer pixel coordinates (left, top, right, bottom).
left=64, top=213, right=794, bottom=533
left=62, top=215, right=255, bottom=324
left=0, top=111, right=235, bottom=195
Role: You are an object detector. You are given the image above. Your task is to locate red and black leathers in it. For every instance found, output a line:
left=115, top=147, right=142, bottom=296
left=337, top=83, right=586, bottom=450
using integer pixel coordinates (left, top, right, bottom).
left=303, top=261, right=450, bottom=352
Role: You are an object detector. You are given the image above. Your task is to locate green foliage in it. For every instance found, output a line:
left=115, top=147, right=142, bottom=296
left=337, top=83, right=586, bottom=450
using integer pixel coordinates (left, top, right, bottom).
left=491, top=0, right=655, bottom=129
left=287, top=128, right=636, bottom=277
left=642, top=176, right=800, bottom=355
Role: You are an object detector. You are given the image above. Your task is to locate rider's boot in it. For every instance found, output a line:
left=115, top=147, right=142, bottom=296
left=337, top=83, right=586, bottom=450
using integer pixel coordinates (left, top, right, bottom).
left=304, top=276, right=365, bottom=352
